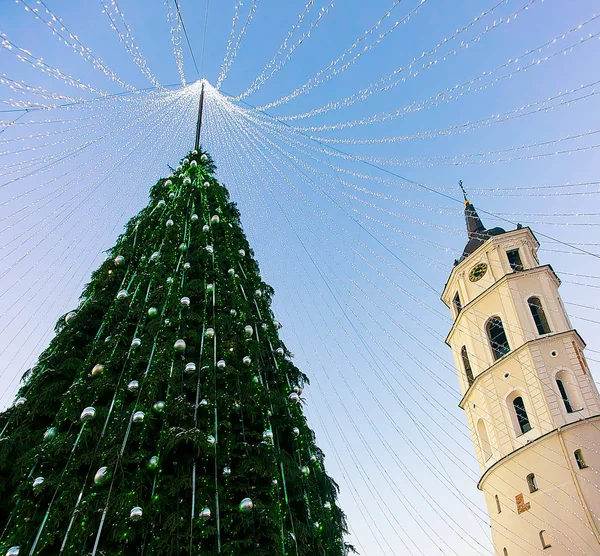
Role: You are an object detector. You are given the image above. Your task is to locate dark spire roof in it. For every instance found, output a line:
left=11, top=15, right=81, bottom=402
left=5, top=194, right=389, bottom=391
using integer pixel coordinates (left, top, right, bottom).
left=457, top=198, right=506, bottom=263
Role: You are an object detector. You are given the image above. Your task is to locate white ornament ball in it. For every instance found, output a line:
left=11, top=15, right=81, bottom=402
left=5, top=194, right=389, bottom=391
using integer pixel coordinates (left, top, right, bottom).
left=206, top=283, right=214, bottom=292
left=165, top=180, right=172, bottom=186
left=276, top=347, right=284, bottom=356
left=244, top=325, right=253, bottom=337
left=239, top=498, right=253, bottom=513
left=201, top=154, right=208, bottom=162
left=166, top=277, right=173, bottom=284
left=132, top=411, right=145, bottom=423
left=169, top=192, right=175, bottom=198
left=324, top=501, right=331, bottom=510
left=185, top=362, right=196, bottom=373
left=174, top=339, right=186, bottom=352
left=289, top=393, right=299, bottom=403
left=203, top=181, right=210, bottom=188
left=150, top=251, right=160, bottom=261
left=181, top=296, right=190, bottom=307
left=91, top=364, right=104, bottom=377
left=292, top=427, right=300, bottom=437
left=272, top=479, right=278, bottom=486
left=191, top=213, right=199, bottom=222
left=192, top=150, right=198, bottom=155
left=157, top=199, right=166, bottom=207
left=205, top=328, right=215, bottom=339
left=211, top=215, right=220, bottom=224
left=261, top=323, right=267, bottom=331
left=15, top=397, right=26, bottom=407
left=184, top=262, right=191, bottom=270
left=239, top=249, right=246, bottom=257
left=242, top=356, right=251, bottom=366
left=263, top=430, right=273, bottom=441
left=153, top=401, right=165, bottom=413
left=43, top=427, right=57, bottom=441
left=191, top=160, right=197, bottom=167
left=294, top=386, right=303, bottom=395
left=117, top=290, right=128, bottom=300
left=127, top=380, right=139, bottom=392
left=301, top=465, right=310, bottom=476
left=310, top=454, right=317, bottom=462
left=131, top=338, right=141, bottom=347
left=166, top=219, right=174, bottom=227
left=65, top=311, right=77, bottom=324
left=6, top=547, right=20, bottom=556
left=223, top=466, right=231, bottom=476
left=230, top=309, right=237, bottom=316
left=183, top=177, right=191, bottom=185
left=199, top=398, right=208, bottom=406
left=176, top=165, right=182, bottom=171
left=255, top=290, right=262, bottom=298
left=206, top=245, right=213, bottom=254
left=32, top=477, right=44, bottom=488
left=147, top=307, right=158, bottom=318
left=273, top=321, right=281, bottom=329
left=80, top=407, right=96, bottom=421
left=183, top=158, right=189, bottom=165
left=202, top=224, right=210, bottom=233
left=114, top=255, right=124, bottom=266
left=199, top=507, right=211, bottom=519
left=130, top=506, right=143, bottom=520
left=217, top=360, right=226, bottom=369
left=207, top=434, right=216, bottom=445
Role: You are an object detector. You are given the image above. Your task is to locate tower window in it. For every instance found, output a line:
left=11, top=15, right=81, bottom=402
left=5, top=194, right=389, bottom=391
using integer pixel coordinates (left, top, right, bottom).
left=506, top=249, right=524, bottom=272
left=486, top=316, right=510, bottom=360
left=461, top=346, right=474, bottom=387
left=513, top=396, right=532, bottom=435
left=477, top=419, right=492, bottom=461
left=526, top=473, right=538, bottom=493
left=574, top=449, right=588, bottom=469
left=503, top=549, right=508, bottom=556
left=495, top=495, right=501, bottom=514
left=453, top=292, right=462, bottom=315
left=528, top=296, right=551, bottom=335
left=556, top=379, right=574, bottom=413
left=539, top=530, right=551, bottom=549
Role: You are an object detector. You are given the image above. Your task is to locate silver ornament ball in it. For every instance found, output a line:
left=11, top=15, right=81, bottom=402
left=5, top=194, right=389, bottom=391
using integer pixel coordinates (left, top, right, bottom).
left=230, top=308, right=237, bottom=316
left=183, top=177, right=191, bottom=185
left=191, top=213, right=199, bottom=222
left=181, top=296, right=190, bottom=307
left=205, top=328, right=215, bottom=339
left=263, top=430, right=273, bottom=441
left=184, top=262, right=191, bottom=270
left=114, top=255, right=124, bottom=266
left=191, top=160, right=197, bottom=167
left=203, top=181, right=210, bottom=188
left=292, top=427, right=300, bottom=437
left=117, top=290, right=128, bottom=300
left=132, top=411, right=145, bottom=423
left=80, top=407, right=96, bottom=422
left=324, top=502, right=332, bottom=510
left=94, top=467, right=109, bottom=486
left=174, top=339, right=186, bottom=352
left=276, top=347, right=284, bottom=356
left=244, top=325, right=253, bottom=337
left=166, top=219, right=174, bottom=227
left=301, top=466, right=310, bottom=476
left=202, top=224, right=210, bottom=232
left=32, top=477, right=44, bottom=488
left=15, top=397, right=27, bottom=407
left=6, top=547, right=20, bottom=556
left=242, top=356, right=251, bottom=366
left=255, top=290, right=262, bottom=298
left=199, top=398, right=208, bottom=406
left=239, top=249, right=246, bottom=257
left=127, top=380, right=139, bottom=392
left=211, top=215, right=220, bottom=224
left=150, top=251, right=160, bottom=261
left=207, top=434, right=216, bottom=445
left=65, top=311, right=77, bottom=324
left=157, top=199, right=166, bottom=207
left=147, top=307, right=158, bottom=318
left=199, top=507, right=211, bottom=519
left=185, top=362, right=196, bottom=373
left=289, top=392, right=299, bottom=403
left=165, top=179, right=172, bottom=186
left=206, top=283, right=214, bottom=292
left=223, top=466, right=231, bottom=476
left=153, top=401, right=165, bottom=413
left=239, top=498, right=253, bottom=513
left=131, top=338, right=141, bottom=347
left=228, top=268, right=235, bottom=276
left=130, top=506, right=143, bottom=521
left=206, top=245, right=214, bottom=254
left=201, top=154, right=208, bottom=162
left=147, top=456, right=159, bottom=470
left=217, top=360, right=226, bottom=369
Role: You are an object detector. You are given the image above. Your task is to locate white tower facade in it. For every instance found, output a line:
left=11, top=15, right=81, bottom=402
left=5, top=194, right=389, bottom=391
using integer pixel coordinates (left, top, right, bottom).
left=442, top=201, right=600, bottom=555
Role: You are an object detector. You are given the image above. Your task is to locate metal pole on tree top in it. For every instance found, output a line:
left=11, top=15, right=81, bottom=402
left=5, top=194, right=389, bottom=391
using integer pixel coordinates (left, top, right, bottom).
left=194, top=81, right=205, bottom=151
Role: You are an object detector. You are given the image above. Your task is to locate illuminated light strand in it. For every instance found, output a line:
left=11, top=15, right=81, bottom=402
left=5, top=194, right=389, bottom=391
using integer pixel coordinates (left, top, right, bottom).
left=253, top=0, right=428, bottom=108
left=216, top=1, right=243, bottom=90
left=17, top=0, right=137, bottom=91
left=0, top=75, right=86, bottom=105
left=0, top=116, right=90, bottom=129
left=233, top=0, right=333, bottom=100
left=216, top=0, right=259, bottom=89
left=165, top=0, right=186, bottom=85
left=301, top=79, right=600, bottom=143
left=0, top=122, right=98, bottom=146
left=353, top=128, right=600, bottom=167
left=260, top=0, right=539, bottom=114
left=98, top=0, right=163, bottom=89
left=0, top=33, right=109, bottom=96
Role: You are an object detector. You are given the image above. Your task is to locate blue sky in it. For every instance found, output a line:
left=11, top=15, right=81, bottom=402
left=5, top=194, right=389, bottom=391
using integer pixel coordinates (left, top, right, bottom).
left=1, top=1, right=600, bottom=554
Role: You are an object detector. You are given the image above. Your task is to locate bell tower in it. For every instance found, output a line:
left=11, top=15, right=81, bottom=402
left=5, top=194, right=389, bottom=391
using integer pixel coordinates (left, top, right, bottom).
left=442, top=196, right=600, bottom=555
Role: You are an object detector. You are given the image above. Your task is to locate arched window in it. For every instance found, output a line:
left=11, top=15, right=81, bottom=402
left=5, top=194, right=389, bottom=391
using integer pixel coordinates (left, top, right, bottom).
left=461, top=346, right=474, bottom=386
left=574, top=449, right=588, bottom=469
left=539, top=530, right=551, bottom=549
left=555, top=370, right=582, bottom=414
left=526, top=473, right=538, bottom=493
left=512, top=396, right=532, bottom=435
left=477, top=419, right=492, bottom=461
left=528, top=296, right=551, bottom=335
left=495, top=495, right=502, bottom=514
left=486, top=317, right=510, bottom=360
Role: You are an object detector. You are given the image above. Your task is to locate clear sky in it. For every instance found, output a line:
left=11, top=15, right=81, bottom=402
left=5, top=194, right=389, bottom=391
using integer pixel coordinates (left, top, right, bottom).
left=1, top=1, right=600, bottom=554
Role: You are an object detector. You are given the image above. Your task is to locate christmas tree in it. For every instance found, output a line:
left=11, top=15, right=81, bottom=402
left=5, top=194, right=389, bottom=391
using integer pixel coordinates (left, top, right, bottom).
left=0, top=147, right=350, bottom=555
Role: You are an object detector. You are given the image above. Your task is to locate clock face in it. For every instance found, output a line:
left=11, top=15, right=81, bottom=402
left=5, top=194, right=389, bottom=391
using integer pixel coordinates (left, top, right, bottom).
left=469, top=262, right=488, bottom=282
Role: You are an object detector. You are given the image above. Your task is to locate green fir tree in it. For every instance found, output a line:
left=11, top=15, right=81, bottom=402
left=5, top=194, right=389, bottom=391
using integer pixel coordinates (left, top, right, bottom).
left=0, top=149, right=351, bottom=555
